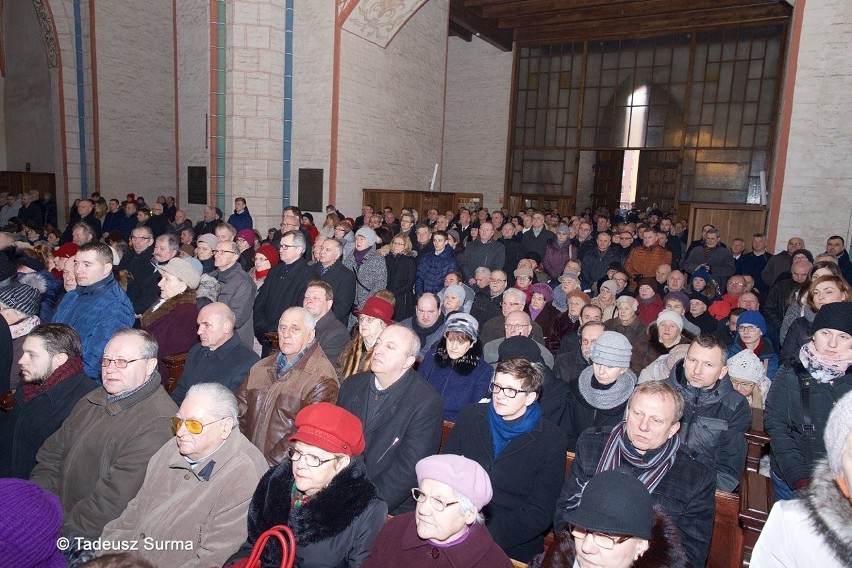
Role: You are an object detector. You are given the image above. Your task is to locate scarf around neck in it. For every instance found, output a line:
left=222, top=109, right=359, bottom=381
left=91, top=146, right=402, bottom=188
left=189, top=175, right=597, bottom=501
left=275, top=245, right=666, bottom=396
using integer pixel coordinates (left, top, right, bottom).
left=596, top=420, right=680, bottom=494
left=22, top=357, right=84, bottom=402
left=412, top=313, right=445, bottom=346
left=488, top=401, right=541, bottom=459
left=353, top=246, right=371, bottom=266
left=577, top=366, right=637, bottom=410
left=799, top=341, right=852, bottom=383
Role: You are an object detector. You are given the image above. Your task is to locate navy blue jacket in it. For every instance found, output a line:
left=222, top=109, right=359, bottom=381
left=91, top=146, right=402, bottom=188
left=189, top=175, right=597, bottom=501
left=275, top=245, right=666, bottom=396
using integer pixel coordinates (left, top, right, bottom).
left=415, top=246, right=458, bottom=295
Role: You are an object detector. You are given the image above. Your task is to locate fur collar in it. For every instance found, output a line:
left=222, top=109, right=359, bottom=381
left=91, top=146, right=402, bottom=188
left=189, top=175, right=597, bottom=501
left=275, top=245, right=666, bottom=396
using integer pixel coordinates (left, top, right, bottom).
left=140, top=288, right=196, bottom=328
left=531, top=507, right=688, bottom=568
left=433, top=337, right=483, bottom=375
left=647, top=324, right=694, bottom=356
left=803, top=460, right=852, bottom=564
left=257, top=457, right=379, bottom=546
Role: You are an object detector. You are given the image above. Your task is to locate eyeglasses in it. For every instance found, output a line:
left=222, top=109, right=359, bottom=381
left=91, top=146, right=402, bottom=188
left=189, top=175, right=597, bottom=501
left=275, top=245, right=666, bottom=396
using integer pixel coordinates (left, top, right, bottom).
left=101, top=357, right=145, bottom=369
left=570, top=526, right=631, bottom=550
left=504, top=323, right=531, bottom=330
left=171, top=417, right=226, bottom=435
left=738, top=325, right=760, bottom=333
left=731, top=379, right=756, bottom=389
left=502, top=301, right=524, bottom=307
left=411, top=488, right=459, bottom=512
left=490, top=278, right=507, bottom=283
left=288, top=448, right=339, bottom=467
left=279, top=243, right=300, bottom=250
left=489, top=382, right=530, bottom=398
left=213, top=249, right=237, bottom=255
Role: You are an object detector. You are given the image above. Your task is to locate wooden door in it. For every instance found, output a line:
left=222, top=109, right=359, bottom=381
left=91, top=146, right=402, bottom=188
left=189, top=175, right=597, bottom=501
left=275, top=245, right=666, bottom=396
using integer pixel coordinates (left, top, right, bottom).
left=636, top=150, right=680, bottom=213
left=591, top=150, right=623, bottom=212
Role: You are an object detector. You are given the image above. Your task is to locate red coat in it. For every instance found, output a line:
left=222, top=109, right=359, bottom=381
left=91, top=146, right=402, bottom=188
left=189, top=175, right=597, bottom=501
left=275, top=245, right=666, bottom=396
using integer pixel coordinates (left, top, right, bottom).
left=637, top=294, right=665, bottom=326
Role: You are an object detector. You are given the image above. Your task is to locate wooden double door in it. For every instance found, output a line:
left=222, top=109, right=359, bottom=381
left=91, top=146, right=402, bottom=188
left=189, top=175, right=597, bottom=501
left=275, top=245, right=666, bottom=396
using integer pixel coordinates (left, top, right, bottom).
left=591, top=149, right=681, bottom=213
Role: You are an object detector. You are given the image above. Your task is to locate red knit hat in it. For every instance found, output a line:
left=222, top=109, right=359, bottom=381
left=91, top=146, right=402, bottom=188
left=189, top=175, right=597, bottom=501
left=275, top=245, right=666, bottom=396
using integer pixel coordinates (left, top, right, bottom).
left=289, top=403, right=365, bottom=456
left=52, top=243, right=79, bottom=259
left=255, top=244, right=279, bottom=267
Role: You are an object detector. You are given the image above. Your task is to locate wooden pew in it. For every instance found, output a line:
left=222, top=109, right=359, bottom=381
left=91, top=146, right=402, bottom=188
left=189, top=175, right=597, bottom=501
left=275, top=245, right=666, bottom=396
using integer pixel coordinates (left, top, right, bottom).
left=744, top=408, right=770, bottom=474
left=162, top=352, right=188, bottom=394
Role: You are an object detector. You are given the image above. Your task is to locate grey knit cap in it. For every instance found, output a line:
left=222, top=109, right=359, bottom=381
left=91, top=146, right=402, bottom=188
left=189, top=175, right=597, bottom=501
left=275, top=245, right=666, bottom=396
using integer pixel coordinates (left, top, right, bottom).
left=355, top=227, right=377, bottom=247
left=159, top=257, right=201, bottom=290
left=197, top=234, right=218, bottom=251
left=726, top=350, right=764, bottom=384
left=615, top=295, right=638, bottom=310
left=825, top=391, right=852, bottom=475
left=590, top=331, right=633, bottom=368
left=0, top=277, right=42, bottom=317
left=444, top=285, right=465, bottom=302
left=445, top=313, right=479, bottom=341
left=599, top=280, right=618, bottom=296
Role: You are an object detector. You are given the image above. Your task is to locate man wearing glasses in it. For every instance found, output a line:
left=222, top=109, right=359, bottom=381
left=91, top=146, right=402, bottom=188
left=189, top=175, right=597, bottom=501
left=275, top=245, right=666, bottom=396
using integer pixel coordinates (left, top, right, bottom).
left=479, top=288, right=544, bottom=344
left=482, top=310, right=554, bottom=368
left=99, top=383, right=267, bottom=567
left=443, top=356, right=568, bottom=562
left=30, top=329, right=177, bottom=539
left=212, top=241, right=256, bottom=349
left=118, top=226, right=162, bottom=316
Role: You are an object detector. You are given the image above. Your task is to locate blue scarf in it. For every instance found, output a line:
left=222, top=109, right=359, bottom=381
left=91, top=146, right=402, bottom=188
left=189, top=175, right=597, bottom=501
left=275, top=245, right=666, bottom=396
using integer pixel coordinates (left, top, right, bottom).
left=487, top=401, right=541, bottom=459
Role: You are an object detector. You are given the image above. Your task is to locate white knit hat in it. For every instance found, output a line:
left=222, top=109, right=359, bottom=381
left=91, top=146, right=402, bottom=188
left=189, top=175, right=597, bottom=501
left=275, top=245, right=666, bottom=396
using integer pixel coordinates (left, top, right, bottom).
left=824, top=391, right=852, bottom=475
left=655, top=309, right=683, bottom=330
left=726, top=350, right=764, bottom=384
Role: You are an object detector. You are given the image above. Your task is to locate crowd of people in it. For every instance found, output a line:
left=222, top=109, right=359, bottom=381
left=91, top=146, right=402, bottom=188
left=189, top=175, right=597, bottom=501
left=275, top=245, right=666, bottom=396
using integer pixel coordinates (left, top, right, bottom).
left=0, top=190, right=850, bottom=568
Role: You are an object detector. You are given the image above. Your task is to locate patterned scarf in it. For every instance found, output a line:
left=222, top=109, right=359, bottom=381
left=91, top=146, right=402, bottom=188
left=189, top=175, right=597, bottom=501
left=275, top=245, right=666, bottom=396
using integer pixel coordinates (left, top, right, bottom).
left=799, top=341, right=852, bottom=383
left=595, top=420, right=680, bottom=493
left=488, top=401, right=541, bottom=459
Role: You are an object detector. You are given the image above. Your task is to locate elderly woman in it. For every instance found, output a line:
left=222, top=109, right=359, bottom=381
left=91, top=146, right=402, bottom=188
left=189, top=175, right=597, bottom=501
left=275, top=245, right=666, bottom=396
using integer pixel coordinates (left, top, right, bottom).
left=548, top=290, right=592, bottom=355
left=780, top=274, right=850, bottom=366
left=235, top=229, right=256, bottom=272
left=140, top=257, right=200, bottom=384
left=362, top=454, right=513, bottom=568
left=418, top=313, right=493, bottom=422
left=385, top=234, right=417, bottom=321
left=249, top=244, right=279, bottom=289
left=605, top=296, right=645, bottom=345
left=766, top=301, right=852, bottom=501
left=630, top=310, right=694, bottom=376
left=440, top=284, right=468, bottom=317
left=343, top=227, right=388, bottom=317
left=592, top=279, right=618, bottom=322
left=727, top=310, right=779, bottom=380
left=754, top=390, right=852, bottom=565
left=338, top=296, right=394, bottom=379
left=686, top=296, right=716, bottom=333
left=227, top=403, right=386, bottom=567
left=726, top=349, right=771, bottom=410
left=553, top=270, right=582, bottom=312
left=556, top=331, right=637, bottom=452
left=195, top=234, right=217, bottom=274
left=443, top=357, right=568, bottom=562
left=531, top=470, right=688, bottom=568
left=528, top=283, right=559, bottom=344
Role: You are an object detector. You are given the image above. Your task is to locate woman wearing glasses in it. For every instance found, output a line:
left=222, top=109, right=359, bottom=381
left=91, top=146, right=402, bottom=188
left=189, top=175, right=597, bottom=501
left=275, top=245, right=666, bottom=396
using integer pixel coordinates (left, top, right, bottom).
left=530, top=470, right=687, bottom=568
left=726, top=310, right=779, bottom=380
left=363, top=454, right=513, bottom=567
left=442, top=357, right=568, bottom=563
left=227, top=403, right=386, bottom=568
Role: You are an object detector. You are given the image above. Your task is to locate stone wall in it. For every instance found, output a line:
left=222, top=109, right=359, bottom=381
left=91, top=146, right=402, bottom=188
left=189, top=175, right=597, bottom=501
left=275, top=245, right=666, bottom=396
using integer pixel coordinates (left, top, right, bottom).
left=774, top=0, right=852, bottom=253
left=442, top=36, right=512, bottom=212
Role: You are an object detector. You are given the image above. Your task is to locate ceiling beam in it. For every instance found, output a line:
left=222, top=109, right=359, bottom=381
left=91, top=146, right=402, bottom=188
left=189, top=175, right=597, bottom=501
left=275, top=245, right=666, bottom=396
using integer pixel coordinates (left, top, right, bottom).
left=449, top=19, right=474, bottom=42
left=449, top=0, right=514, bottom=51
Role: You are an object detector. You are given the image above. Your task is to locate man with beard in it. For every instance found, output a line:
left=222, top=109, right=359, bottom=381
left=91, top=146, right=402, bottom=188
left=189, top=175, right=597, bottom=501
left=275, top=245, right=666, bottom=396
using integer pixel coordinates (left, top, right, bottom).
left=0, top=324, right=96, bottom=478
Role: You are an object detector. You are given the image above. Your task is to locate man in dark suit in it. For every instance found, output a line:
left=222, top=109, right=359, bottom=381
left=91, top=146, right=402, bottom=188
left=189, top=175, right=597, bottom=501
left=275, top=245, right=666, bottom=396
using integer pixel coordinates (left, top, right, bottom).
left=302, top=280, right=350, bottom=367
left=336, top=324, right=444, bottom=515
left=60, top=199, right=102, bottom=244
left=313, top=237, right=356, bottom=325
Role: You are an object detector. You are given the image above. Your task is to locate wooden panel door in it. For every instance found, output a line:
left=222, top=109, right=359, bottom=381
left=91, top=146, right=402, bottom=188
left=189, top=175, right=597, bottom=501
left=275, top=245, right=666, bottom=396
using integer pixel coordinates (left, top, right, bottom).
left=636, top=150, right=680, bottom=213
left=591, top=150, right=623, bottom=213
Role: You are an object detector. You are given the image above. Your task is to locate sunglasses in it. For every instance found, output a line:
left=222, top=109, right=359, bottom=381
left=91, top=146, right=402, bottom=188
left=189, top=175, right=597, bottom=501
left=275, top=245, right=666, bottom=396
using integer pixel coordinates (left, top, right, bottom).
left=171, top=416, right=226, bottom=435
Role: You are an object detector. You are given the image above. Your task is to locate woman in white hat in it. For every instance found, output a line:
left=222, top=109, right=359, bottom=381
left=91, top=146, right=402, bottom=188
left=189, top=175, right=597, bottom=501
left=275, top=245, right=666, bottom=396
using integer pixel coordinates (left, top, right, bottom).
left=726, top=349, right=771, bottom=410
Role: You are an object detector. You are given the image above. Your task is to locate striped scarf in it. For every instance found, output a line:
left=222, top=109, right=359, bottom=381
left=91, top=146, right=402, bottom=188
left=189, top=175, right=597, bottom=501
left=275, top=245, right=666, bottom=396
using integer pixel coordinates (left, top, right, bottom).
left=595, top=420, right=680, bottom=493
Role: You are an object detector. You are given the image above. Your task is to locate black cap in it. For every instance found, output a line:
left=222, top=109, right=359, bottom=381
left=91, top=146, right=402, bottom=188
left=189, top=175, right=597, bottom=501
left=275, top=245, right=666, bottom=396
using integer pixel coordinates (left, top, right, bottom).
left=498, top=335, right=542, bottom=363
left=564, top=470, right=653, bottom=540
left=812, top=301, right=852, bottom=336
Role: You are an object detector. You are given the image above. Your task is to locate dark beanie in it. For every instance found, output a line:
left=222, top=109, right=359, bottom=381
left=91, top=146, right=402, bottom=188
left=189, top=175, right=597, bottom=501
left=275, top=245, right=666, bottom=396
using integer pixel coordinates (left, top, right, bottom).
left=564, top=470, right=654, bottom=540
left=812, top=301, right=852, bottom=336
left=498, top=335, right=542, bottom=363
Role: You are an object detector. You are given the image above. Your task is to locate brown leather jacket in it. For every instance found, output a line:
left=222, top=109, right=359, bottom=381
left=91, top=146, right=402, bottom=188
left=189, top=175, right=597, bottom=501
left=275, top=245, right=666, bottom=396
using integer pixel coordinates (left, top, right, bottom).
left=236, top=341, right=339, bottom=466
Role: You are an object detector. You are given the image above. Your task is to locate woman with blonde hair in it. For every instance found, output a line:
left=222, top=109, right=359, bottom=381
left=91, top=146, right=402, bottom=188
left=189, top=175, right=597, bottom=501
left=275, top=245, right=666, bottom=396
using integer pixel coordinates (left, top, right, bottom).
left=320, top=212, right=340, bottom=238
left=780, top=274, right=850, bottom=365
left=385, top=234, right=416, bottom=321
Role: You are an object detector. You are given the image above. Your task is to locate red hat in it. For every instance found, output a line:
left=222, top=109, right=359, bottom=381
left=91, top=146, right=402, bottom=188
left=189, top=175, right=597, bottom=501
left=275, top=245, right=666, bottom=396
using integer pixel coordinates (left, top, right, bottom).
left=236, top=229, right=255, bottom=248
left=289, top=403, right=365, bottom=456
left=255, top=244, right=279, bottom=267
left=126, top=193, right=136, bottom=202
left=52, top=243, right=79, bottom=259
left=354, top=296, right=394, bottom=325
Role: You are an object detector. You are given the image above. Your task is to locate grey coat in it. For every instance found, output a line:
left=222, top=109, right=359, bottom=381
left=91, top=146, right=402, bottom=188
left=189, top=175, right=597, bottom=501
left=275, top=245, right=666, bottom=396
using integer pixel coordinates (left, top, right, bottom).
left=342, top=244, right=388, bottom=310
left=214, top=262, right=257, bottom=349
left=460, top=239, right=506, bottom=282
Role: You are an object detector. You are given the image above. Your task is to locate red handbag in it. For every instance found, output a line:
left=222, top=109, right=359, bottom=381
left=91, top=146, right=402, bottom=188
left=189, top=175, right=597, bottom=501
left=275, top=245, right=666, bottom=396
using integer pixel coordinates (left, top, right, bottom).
left=232, top=525, right=296, bottom=568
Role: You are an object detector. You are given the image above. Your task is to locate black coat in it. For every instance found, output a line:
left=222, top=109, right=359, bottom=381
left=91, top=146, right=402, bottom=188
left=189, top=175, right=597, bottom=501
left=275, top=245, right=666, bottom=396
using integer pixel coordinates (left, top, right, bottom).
left=554, top=427, right=716, bottom=568
left=442, top=403, right=568, bottom=563
left=385, top=253, right=416, bottom=321
left=60, top=212, right=102, bottom=244
left=552, top=372, right=629, bottom=452
left=0, top=317, right=11, bottom=392
left=226, top=457, right=387, bottom=568
left=337, top=368, right=443, bottom=514
left=316, top=260, right=356, bottom=325
left=118, top=247, right=161, bottom=315
left=470, top=292, right=502, bottom=329
left=0, top=369, right=96, bottom=478
left=254, top=258, right=314, bottom=335
left=169, top=334, right=259, bottom=405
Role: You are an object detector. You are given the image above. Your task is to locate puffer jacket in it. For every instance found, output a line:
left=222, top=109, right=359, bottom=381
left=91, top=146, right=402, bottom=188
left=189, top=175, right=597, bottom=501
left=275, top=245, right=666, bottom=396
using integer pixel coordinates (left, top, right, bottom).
left=415, top=246, right=458, bottom=295
left=665, top=360, right=752, bottom=491
left=236, top=341, right=339, bottom=466
left=542, top=239, right=577, bottom=280
left=418, top=339, right=493, bottom=422
left=52, top=273, right=136, bottom=379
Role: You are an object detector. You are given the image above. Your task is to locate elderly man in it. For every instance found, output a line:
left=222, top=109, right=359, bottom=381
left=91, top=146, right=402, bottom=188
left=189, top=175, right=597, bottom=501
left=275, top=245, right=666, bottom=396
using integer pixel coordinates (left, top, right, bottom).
left=400, top=292, right=448, bottom=360
left=483, top=310, right=554, bottom=367
left=53, top=242, right=135, bottom=379
left=0, top=324, right=96, bottom=479
left=237, top=306, right=338, bottom=466
left=100, top=383, right=268, bottom=567
left=460, top=222, right=505, bottom=284
left=194, top=205, right=221, bottom=237
left=170, top=303, right=259, bottom=405
left=152, top=232, right=179, bottom=265
left=479, top=287, right=545, bottom=344
left=30, top=329, right=177, bottom=538
left=470, top=269, right=507, bottom=328
left=212, top=240, right=256, bottom=348
left=684, top=227, right=736, bottom=284
left=70, top=222, right=97, bottom=246
left=624, top=228, right=673, bottom=285
left=313, top=237, right=356, bottom=324
left=355, top=204, right=374, bottom=230
left=664, top=334, right=751, bottom=491
left=119, top=226, right=162, bottom=315
left=303, top=280, right=349, bottom=365
left=764, top=257, right=811, bottom=346
left=762, top=236, right=805, bottom=287
left=337, top=324, right=444, bottom=514
left=554, top=380, right=716, bottom=567
left=60, top=199, right=102, bottom=244
left=708, top=274, right=748, bottom=320
left=554, top=319, right=606, bottom=384
left=253, top=230, right=315, bottom=356
left=580, top=231, right=620, bottom=290
left=520, top=212, right=556, bottom=259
